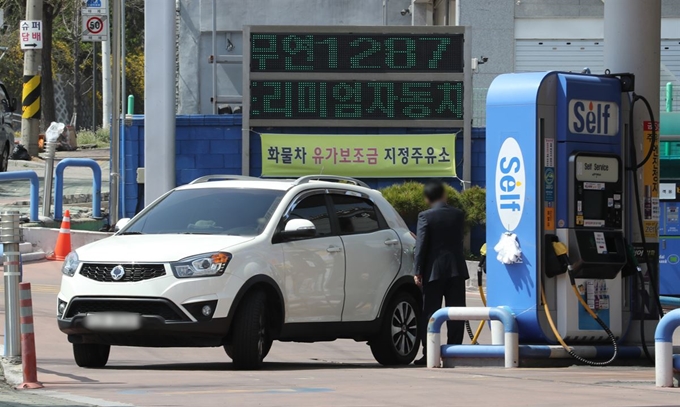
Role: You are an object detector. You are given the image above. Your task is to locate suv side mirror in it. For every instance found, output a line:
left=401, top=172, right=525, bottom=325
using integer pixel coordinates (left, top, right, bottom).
left=114, top=218, right=131, bottom=232
left=279, top=219, right=316, bottom=239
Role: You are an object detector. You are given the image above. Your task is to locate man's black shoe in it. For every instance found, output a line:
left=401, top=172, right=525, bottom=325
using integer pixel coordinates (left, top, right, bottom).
left=414, top=356, right=426, bottom=366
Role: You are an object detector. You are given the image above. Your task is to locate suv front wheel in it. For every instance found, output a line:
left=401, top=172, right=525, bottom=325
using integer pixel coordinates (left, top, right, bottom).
left=73, top=343, right=110, bottom=368
left=227, top=290, right=271, bottom=370
left=370, top=292, right=420, bottom=366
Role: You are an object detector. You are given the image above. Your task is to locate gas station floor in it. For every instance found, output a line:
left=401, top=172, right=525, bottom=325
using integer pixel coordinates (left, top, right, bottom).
left=1, top=266, right=679, bottom=407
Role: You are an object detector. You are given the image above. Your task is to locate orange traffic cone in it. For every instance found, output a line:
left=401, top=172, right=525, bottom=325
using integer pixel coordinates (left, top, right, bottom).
left=47, top=210, right=72, bottom=261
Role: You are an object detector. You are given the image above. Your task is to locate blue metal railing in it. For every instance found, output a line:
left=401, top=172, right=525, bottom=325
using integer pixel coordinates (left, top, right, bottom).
left=0, top=171, right=39, bottom=221
left=53, top=159, right=102, bottom=221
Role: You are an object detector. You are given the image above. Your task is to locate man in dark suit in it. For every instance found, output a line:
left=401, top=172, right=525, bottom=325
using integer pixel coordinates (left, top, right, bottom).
left=413, top=180, right=469, bottom=365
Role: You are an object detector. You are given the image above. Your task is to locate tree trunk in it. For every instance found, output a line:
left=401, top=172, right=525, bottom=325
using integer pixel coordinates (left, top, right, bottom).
left=40, top=3, right=56, bottom=129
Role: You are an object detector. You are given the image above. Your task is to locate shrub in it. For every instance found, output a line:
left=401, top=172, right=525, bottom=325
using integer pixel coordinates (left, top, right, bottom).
left=379, top=182, right=486, bottom=233
left=77, top=128, right=110, bottom=147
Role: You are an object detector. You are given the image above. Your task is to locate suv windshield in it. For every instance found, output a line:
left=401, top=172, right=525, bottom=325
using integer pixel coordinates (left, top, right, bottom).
left=121, top=188, right=285, bottom=236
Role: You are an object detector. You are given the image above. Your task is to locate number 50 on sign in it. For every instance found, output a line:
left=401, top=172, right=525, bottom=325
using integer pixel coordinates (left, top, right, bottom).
left=81, top=14, right=108, bottom=42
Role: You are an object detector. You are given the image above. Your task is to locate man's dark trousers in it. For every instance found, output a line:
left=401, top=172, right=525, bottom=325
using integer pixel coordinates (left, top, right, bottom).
left=421, top=277, right=466, bottom=353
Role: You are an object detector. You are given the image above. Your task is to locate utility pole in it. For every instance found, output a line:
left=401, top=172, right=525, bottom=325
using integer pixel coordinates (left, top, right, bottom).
left=20, top=0, right=43, bottom=157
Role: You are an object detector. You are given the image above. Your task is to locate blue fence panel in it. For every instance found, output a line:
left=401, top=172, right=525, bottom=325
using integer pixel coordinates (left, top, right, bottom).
left=122, top=114, right=487, bottom=246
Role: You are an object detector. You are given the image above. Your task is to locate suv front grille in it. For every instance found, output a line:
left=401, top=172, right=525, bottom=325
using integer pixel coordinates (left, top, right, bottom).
left=80, top=263, right=166, bottom=282
left=65, top=298, right=187, bottom=321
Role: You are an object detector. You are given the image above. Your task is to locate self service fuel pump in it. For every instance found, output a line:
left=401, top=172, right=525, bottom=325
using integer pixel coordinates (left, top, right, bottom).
left=486, top=71, right=660, bottom=365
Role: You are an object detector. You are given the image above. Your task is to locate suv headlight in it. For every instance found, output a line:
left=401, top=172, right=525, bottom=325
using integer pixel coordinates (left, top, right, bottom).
left=171, top=252, right=231, bottom=278
left=62, top=251, right=79, bottom=277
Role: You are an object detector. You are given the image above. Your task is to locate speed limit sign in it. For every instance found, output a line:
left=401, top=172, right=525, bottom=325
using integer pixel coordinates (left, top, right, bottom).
left=81, top=14, right=108, bottom=42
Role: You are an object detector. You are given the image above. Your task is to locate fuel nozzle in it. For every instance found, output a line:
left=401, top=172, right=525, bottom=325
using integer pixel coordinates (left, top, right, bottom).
left=477, top=243, right=487, bottom=287
left=552, top=241, right=575, bottom=284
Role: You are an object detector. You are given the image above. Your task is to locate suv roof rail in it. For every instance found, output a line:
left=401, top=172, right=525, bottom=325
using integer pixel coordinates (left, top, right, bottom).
left=189, top=175, right=260, bottom=184
left=293, top=175, right=370, bottom=189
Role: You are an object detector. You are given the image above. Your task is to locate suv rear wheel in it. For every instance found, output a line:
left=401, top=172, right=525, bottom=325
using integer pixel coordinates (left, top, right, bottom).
left=370, top=292, right=420, bottom=366
left=227, top=290, right=271, bottom=370
left=73, top=343, right=110, bottom=368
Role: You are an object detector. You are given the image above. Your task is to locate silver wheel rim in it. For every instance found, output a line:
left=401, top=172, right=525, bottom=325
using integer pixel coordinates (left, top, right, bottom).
left=391, top=301, right=417, bottom=356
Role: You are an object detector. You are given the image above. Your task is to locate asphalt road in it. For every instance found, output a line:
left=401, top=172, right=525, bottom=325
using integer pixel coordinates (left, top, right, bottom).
left=1, top=261, right=680, bottom=407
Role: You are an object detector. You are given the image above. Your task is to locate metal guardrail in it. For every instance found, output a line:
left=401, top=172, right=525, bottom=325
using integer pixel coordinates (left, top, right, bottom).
left=427, top=306, right=518, bottom=368
left=53, top=159, right=102, bottom=221
left=0, top=171, right=39, bottom=221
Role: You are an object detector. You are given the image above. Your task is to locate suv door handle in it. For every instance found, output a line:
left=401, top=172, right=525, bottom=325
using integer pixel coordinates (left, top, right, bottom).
left=327, top=246, right=343, bottom=253
left=384, top=239, right=399, bottom=246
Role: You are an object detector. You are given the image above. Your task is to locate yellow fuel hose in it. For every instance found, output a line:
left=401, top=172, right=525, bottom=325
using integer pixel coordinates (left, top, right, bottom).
left=470, top=283, right=487, bottom=344
left=540, top=267, right=618, bottom=364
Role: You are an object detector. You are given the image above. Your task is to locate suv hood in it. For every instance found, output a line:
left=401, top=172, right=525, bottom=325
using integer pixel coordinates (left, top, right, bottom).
left=75, top=234, right=254, bottom=263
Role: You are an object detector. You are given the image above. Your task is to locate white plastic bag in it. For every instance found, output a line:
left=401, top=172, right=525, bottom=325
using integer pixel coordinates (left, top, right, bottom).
left=45, top=122, right=66, bottom=143
left=494, top=233, right=522, bottom=265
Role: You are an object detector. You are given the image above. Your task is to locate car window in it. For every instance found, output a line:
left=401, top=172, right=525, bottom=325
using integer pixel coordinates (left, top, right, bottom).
left=121, top=188, right=284, bottom=236
left=331, top=194, right=382, bottom=235
left=288, top=194, right=332, bottom=237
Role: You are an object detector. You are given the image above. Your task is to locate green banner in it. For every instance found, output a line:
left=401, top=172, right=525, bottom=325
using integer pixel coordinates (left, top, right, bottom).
left=261, top=133, right=456, bottom=177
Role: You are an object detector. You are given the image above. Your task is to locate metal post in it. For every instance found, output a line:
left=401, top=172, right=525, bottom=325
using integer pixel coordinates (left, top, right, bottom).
left=382, top=0, right=387, bottom=25
left=2, top=211, right=21, bottom=357
left=41, top=141, right=56, bottom=219
left=604, top=0, right=661, bottom=338
left=20, top=0, right=43, bottom=157
left=144, top=0, right=176, bottom=205
left=110, top=0, right=121, bottom=226
left=102, top=33, right=111, bottom=129
left=211, top=0, right=217, bottom=114
left=92, top=41, right=97, bottom=130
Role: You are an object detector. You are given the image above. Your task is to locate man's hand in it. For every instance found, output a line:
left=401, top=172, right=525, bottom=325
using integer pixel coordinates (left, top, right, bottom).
left=414, top=274, right=423, bottom=287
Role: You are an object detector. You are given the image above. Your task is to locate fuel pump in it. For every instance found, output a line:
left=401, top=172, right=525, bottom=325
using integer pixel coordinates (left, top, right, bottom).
left=659, top=180, right=680, bottom=296
left=485, top=71, right=660, bottom=365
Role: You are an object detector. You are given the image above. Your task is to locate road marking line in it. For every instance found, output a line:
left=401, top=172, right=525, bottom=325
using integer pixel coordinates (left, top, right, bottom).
left=161, top=387, right=333, bottom=395
left=27, top=390, right=134, bottom=407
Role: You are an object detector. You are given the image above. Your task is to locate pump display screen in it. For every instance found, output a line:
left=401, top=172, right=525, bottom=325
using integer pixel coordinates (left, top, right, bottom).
left=571, top=154, right=623, bottom=229
left=582, top=190, right=605, bottom=220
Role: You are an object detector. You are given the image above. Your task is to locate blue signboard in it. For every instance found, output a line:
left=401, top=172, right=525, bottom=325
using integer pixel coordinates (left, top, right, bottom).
left=86, top=0, right=102, bottom=7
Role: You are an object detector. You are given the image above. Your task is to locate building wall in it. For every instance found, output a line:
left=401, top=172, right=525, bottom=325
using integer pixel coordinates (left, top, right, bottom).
left=178, top=0, right=680, bottom=117
left=178, top=0, right=412, bottom=115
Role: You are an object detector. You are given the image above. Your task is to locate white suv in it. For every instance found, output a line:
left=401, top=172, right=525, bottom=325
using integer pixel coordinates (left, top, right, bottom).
left=57, top=175, right=420, bottom=370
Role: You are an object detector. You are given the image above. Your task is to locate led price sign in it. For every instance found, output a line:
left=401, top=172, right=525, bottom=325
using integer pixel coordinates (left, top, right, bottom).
left=250, top=80, right=463, bottom=121
left=250, top=34, right=464, bottom=73
left=244, top=26, right=469, bottom=128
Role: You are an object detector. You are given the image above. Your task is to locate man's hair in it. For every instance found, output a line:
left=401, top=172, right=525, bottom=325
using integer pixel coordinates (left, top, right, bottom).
left=424, top=180, right=445, bottom=202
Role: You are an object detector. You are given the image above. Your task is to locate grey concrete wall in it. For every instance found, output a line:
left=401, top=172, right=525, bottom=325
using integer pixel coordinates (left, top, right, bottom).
left=460, top=0, right=514, bottom=91
left=515, top=0, right=680, bottom=19
left=178, top=0, right=680, bottom=115
left=178, top=0, right=411, bottom=114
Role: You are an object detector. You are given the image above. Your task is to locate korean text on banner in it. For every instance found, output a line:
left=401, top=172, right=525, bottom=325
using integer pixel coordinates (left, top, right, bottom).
left=642, top=121, right=660, bottom=239
left=261, top=134, right=456, bottom=178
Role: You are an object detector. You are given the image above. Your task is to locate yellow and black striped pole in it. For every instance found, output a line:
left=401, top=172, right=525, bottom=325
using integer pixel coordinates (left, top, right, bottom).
left=21, top=74, right=41, bottom=120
